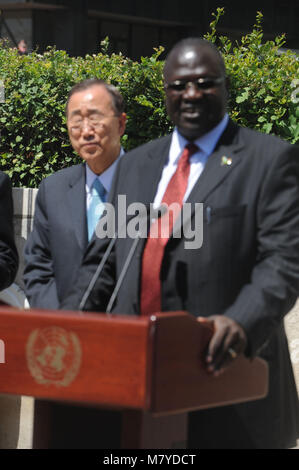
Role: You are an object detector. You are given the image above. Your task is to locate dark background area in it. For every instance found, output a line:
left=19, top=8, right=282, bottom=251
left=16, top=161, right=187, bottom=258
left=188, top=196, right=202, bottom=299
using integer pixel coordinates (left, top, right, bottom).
left=0, top=0, right=298, bottom=58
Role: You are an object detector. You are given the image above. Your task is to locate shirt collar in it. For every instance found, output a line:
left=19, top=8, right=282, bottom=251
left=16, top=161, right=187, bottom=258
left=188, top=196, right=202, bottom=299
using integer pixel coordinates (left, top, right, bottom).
left=85, top=147, right=124, bottom=193
left=172, top=113, right=229, bottom=160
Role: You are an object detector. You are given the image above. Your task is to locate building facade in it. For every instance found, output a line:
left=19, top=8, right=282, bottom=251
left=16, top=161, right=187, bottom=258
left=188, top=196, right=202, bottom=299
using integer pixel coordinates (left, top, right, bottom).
left=0, top=0, right=298, bottom=58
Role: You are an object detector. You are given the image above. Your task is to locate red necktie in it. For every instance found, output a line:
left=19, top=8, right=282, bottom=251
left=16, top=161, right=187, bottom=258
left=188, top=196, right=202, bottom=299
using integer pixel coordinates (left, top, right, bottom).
left=140, top=143, right=198, bottom=315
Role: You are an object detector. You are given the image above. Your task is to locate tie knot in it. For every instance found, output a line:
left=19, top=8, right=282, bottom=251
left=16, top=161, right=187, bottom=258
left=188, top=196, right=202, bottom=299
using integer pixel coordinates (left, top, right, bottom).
left=92, top=178, right=106, bottom=199
left=185, top=142, right=198, bottom=156
left=179, top=143, right=198, bottom=166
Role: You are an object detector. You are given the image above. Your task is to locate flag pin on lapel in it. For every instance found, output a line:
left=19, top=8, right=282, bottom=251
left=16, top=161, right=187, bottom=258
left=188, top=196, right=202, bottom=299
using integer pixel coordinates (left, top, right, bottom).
left=221, top=156, right=232, bottom=166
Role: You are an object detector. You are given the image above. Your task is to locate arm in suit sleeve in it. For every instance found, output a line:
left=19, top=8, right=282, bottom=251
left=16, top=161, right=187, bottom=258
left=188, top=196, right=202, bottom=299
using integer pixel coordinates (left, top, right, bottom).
left=23, top=180, right=60, bottom=309
left=0, top=172, right=18, bottom=290
left=224, top=143, right=299, bottom=356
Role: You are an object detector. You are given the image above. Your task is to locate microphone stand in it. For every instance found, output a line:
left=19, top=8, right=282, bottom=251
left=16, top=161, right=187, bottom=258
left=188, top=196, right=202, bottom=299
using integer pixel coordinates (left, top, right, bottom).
left=78, top=205, right=167, bottom=314
left=78, top=235, right=117, bottom=312
left=106, top=205, right=167, bottom=314
left=106, top=234, right=142, bottom=314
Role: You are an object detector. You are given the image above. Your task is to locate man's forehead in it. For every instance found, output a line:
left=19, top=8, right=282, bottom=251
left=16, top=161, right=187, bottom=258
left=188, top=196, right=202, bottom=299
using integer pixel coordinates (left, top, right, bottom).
left=69, top=85, right=109, bottom=103
left=165, top=45, right=222, bottom=78
left=67, top=85, right=113, bottom=115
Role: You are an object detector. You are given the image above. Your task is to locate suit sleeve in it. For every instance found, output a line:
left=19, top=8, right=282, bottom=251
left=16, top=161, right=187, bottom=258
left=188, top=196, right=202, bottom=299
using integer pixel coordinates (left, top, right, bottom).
left=23, top=180, right=60, bottom=309
left=0, top=172, right=18, bottom=290
left=224, top=143, right=299, bottom=356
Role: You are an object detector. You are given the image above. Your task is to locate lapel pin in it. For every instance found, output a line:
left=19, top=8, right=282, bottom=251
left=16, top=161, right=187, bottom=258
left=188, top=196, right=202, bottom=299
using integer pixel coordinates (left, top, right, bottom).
left=221, top=156, right=232, bottom=166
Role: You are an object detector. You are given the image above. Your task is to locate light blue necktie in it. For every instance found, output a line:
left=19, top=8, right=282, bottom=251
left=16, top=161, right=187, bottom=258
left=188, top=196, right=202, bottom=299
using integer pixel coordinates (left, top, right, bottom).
left=87, top=178, right=106, bottom=241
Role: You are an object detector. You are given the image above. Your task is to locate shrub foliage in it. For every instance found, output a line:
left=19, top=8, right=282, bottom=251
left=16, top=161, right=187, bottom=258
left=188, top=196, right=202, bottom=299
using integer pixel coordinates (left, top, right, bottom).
left=0, top=9, right=298, bottom=187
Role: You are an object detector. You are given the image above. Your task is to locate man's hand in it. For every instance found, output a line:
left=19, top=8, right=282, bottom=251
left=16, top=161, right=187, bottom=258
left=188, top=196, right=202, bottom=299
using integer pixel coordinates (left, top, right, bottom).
left=200, top=315, right=247, bottom=376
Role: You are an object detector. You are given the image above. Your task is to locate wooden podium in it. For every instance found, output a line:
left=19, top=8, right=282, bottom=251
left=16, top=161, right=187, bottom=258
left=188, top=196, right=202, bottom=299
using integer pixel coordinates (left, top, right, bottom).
left=0, top=307, right=268, bottom=448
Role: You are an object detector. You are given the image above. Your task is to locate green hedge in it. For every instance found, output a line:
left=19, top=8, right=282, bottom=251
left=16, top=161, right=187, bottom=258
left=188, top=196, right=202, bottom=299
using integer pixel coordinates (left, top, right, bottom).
left=0, top=8, right=298, bottom=188
left=208, top=10, right=299, bottom=144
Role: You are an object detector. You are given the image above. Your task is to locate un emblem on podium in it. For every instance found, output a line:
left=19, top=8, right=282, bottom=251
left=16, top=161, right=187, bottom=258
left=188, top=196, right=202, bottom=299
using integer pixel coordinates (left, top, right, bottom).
left=26, top=326, right=82, bottom=387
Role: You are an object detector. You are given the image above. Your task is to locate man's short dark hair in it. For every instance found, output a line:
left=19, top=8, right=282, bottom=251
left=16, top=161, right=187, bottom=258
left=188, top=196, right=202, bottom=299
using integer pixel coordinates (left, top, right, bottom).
left=66, top=78, right=125, bottom=116
left=164, top=37, right=226, bottom=79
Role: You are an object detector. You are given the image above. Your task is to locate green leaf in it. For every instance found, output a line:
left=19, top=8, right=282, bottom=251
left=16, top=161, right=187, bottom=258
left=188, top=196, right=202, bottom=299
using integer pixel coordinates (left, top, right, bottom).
left=236, top=88, right=250, bottom=103
left=264, top=96, right=274, bottom=103
left=262, top=122, right=273, bottom=133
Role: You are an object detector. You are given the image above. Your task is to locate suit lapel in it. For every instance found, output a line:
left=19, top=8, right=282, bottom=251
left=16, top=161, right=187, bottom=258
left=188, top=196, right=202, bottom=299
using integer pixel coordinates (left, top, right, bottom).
left=136, top=124, right=244, bottom=208
left=66, top=164, right=87, bottom=250
left=187, top=122, right=245, bottom=205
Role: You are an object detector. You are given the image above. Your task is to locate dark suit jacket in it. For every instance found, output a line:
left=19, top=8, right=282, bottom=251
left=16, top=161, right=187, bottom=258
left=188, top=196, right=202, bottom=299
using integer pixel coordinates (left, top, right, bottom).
left=0, top=171, right=18, bottom=290
left=24, top=164, right=88, bottom=309
left=61, top=121, right=299, bottom=448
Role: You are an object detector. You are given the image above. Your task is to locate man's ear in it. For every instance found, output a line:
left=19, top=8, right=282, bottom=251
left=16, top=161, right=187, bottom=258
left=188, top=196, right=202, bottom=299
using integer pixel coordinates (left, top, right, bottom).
left=119, top=112, right=127, bottom=136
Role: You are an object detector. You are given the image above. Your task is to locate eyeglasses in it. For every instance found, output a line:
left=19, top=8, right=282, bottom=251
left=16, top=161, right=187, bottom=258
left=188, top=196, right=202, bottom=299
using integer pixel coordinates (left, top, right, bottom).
left=69, top=114, right=118, bottom=137
left=164, top=76, right=225, bottom=93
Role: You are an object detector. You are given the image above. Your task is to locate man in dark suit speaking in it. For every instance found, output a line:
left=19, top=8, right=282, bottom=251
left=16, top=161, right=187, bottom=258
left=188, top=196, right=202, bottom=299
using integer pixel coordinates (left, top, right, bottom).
left=24, top=79, right=126, bottom=309
left=61, top=39, right=299, bottom=448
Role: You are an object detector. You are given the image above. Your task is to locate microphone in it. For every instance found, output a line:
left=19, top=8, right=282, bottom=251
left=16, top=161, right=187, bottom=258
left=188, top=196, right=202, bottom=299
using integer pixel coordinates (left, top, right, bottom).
left=78, top=235, right=116, bottom=311
left=106, top=205, right=167, bottom=314
left=78, top=204, right=166, bottom=312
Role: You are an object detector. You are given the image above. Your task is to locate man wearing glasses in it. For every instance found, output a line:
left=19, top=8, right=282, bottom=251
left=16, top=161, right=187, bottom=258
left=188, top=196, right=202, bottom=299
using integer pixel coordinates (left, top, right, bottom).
left=24, top=79, right=126, bottom=310
left=23, top=79, right=126, bottom=450
left=62, top=38, right=299, bottom=448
